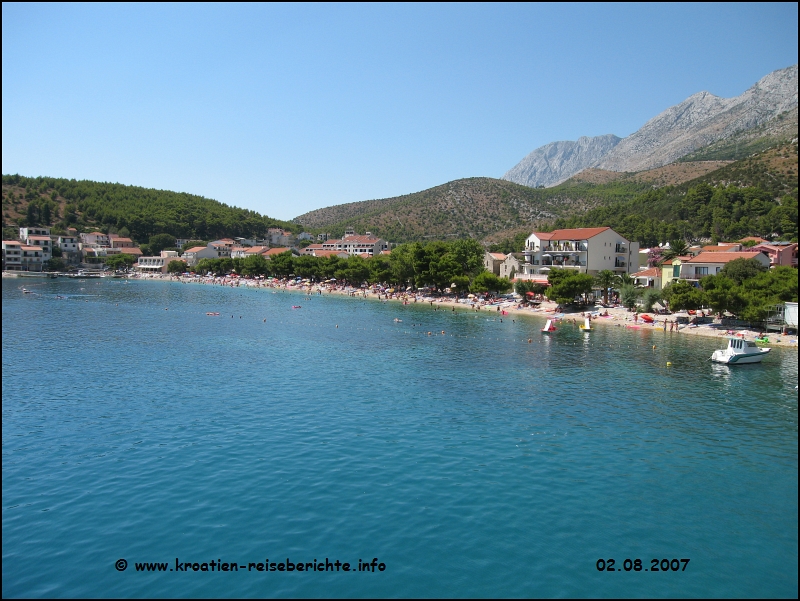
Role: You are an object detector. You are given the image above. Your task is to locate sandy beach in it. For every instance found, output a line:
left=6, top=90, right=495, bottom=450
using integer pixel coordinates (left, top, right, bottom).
left=140, top=273, right=798, bottom=349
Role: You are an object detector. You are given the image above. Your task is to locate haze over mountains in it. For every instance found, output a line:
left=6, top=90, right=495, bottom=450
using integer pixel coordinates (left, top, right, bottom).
left=503, top=64, right=798, bottom=188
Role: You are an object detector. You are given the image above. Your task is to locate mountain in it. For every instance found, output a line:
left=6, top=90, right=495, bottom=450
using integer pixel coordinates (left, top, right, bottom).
left=503, top=64, right=798, bottom=187
left=596, top=64, right=798, bottom=172
left=293, top=176, right=650, bottom=242
left=500, top=134, right=621, bottom=188
left=294, top=139, right=797, bottom=246
left=678, top=105, right=798, bottom=162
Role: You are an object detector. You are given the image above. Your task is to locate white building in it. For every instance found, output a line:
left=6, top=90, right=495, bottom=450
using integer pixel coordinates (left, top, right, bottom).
left=17, top=227, right=52, bottom=263
left=23, top=235, right=52, bottom=262
left=137, top=251, right=184, bottom=274
left=21, top=245, right=45, bottom=271
left=320, top=233, right=388, bottom=256
left=80, top=231, right=110, bottom=247
left=679, top=251, right=771, bottom=281
left=19, top=226, right=51, bottom=240
left=58, top=235, right=79, bottom=254
left=2, top=240, right=23, bottom=271
left=183, top=243, right=231, bottom=266
left=519, top=227, right=640, bottom=278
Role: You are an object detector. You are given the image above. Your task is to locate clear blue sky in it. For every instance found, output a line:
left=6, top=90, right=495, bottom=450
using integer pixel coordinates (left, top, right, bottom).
left=2, top=3, right=797, bottom=221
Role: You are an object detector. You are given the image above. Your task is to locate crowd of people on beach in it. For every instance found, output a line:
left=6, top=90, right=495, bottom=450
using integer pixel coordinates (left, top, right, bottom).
left=128, top=272, right=798, bottom=347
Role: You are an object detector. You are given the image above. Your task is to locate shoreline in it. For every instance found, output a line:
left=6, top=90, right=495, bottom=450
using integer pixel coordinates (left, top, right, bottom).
left=131, top=273, right=799, bottom=349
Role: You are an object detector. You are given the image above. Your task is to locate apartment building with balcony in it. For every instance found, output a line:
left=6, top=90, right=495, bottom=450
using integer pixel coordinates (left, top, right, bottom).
left=518, top=227, right=639, bottom=278
left=2, top=241, right=23, bottom=271
left=18, top=227, right=52, bottom=262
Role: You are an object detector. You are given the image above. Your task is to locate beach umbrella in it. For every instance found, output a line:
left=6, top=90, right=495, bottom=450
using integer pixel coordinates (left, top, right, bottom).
left=467, top=294, right=475, bottom=298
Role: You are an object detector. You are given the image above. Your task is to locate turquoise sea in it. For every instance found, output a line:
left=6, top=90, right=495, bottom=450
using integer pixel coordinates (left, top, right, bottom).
left=2, top=278, right=797, bottom=598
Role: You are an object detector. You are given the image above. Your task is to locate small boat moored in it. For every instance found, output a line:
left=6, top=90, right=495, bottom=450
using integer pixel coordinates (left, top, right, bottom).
left=711, top=336, right=771, bottom=364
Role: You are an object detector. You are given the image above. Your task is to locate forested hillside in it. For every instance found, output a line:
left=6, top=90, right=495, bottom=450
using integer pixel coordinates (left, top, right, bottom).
left=553, top=141, right=798, bottom=245
left=294, top=177, right=652, bottom=242
left=1, top=175, right=296, bottom=243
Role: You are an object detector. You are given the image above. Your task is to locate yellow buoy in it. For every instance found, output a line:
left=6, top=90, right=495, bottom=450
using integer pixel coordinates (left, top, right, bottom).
left=666, top=362, right=672, bottom=366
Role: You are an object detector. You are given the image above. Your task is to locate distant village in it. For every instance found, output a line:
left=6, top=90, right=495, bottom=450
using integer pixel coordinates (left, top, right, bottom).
left=2, top=227, right=390, bottom=273
left=1, top=225, right=797, bottom=292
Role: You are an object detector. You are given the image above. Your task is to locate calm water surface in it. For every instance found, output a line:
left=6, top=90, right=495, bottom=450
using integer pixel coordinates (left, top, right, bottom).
left=2, top=278, right=797, bottom=598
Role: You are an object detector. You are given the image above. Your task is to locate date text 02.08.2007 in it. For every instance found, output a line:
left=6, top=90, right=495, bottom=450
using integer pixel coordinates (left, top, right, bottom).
left=596, top=559, right=690, bottom=572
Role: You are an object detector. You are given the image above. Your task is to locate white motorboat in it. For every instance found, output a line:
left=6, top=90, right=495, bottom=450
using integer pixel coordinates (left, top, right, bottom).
left=711, top=337, right=771, bottom=364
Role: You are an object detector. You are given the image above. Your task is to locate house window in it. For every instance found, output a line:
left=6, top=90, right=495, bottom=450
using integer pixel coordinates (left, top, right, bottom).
left=673, top=265, right=680, bottom=277
left=695, top=267, right=708, bottom=276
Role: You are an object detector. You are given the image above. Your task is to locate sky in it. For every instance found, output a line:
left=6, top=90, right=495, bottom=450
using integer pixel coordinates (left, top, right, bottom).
left=2, top=3, right=798, bottom=221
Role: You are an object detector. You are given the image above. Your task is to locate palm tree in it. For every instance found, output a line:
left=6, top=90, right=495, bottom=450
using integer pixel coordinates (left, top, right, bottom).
left=660, top=240, right=690, bottom=264
left=614, top=272, right=634, bottom=288
left=594, top=269, right=615, bottom=305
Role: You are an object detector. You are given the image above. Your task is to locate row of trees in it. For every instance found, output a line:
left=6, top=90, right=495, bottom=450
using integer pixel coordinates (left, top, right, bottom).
left=527, top=259, right=797, bottom=323
left=183, top=239, right=514, bottom=293
left=665, top=260, right=797, bottom=322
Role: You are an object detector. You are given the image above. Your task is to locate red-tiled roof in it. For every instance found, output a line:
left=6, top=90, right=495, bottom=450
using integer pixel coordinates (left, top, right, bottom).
left=343, top=235, right=380, bottom=243
left=633, top=267, right=661, bottom=278
left=185, top=246, right=207, bottom=253
left=261, top=247, right=291, bottom=256
left=685, top=252, right=765, bottom=264
left=244, top=246, right=270, bottom=254
left=546, top=227, right=611, bottom=240
left=489, top=253, right=506, bottom=260
left=120, top=248, right=143, bottom=255
left=701, top=244, right=739, bottom=252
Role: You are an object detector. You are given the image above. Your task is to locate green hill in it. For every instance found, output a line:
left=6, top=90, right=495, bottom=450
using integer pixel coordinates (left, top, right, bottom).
left=1, top=175, right=296, bottom=243
left=293, top=177, right=651, bottom=243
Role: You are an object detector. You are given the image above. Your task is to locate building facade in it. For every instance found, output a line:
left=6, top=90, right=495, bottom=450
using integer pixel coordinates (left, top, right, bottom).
left=519, top=227, right=640, bottom=278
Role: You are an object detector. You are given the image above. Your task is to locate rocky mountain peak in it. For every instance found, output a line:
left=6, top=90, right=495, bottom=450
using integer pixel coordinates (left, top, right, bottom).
left=501, top=134, right=621, bottom=188
left=503, top=64, right=798, bottom=186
